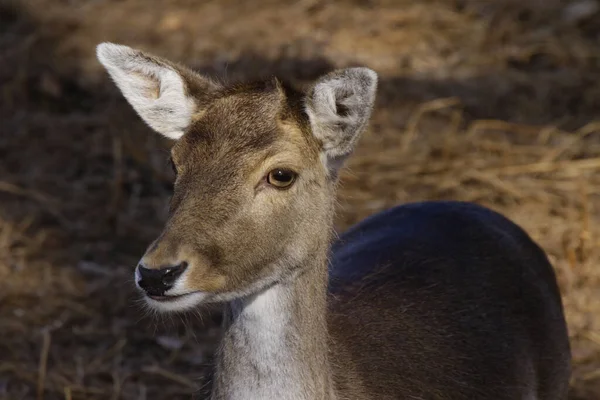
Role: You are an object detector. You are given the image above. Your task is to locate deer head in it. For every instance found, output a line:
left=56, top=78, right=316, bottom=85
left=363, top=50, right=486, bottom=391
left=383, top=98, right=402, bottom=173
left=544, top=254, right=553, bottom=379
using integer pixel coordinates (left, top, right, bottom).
left=97, top=43, right=377, bottom=312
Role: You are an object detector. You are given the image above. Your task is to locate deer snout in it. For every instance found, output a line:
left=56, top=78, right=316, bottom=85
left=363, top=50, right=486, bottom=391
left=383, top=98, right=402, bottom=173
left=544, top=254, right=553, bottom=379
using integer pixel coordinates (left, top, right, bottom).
left=135, top=262, right=188, bottom=296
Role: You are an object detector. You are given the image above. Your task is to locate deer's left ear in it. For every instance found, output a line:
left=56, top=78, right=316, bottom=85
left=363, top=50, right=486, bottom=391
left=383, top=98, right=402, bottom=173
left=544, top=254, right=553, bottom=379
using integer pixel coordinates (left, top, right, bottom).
left=305, top=67, right=378, bottom=177
left=97, top=43, right=220, bottom=140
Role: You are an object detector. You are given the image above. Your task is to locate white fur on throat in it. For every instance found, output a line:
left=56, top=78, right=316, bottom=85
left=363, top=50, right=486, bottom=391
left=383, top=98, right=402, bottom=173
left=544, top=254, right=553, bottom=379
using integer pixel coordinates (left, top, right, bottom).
left=96, top=43, right=195, bottom=140
left=219, top=284, right=309, bottom=400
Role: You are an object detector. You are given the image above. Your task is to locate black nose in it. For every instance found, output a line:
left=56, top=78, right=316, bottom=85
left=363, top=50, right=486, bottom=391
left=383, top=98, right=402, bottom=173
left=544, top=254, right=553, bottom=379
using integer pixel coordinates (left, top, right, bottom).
left=136, top=262, right=188, bottom=296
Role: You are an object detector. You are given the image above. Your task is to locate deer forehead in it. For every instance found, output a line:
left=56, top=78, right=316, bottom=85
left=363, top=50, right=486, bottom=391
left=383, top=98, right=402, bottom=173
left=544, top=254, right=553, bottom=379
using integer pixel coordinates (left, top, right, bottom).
left=171, top=89, right=320, bottom=173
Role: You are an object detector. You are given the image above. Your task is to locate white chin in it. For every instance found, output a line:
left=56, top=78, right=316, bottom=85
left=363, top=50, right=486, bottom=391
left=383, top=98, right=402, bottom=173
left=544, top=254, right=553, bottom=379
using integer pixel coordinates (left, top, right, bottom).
left=143, top=292, right=208, bottom=312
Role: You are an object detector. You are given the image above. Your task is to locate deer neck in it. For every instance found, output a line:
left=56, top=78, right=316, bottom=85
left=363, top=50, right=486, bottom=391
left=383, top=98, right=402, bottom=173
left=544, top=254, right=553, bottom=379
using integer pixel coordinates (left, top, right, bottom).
left=212, top=253, right=334, bottom=400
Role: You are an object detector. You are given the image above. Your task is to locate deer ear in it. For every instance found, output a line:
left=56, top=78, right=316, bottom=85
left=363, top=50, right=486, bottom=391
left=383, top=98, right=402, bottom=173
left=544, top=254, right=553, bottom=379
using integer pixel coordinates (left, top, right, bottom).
left=97, top=43, right=219, bottom=140
left=305, top=68, right=378, bottom=177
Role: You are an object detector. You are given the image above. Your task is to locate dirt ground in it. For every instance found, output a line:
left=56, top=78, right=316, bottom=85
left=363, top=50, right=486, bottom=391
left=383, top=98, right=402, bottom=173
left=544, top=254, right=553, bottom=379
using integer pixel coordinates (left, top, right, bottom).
left=1, top=0, right=600, bottom=399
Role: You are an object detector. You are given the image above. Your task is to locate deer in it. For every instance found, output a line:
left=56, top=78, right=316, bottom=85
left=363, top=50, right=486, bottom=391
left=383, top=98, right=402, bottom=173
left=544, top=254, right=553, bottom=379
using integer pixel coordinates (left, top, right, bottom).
left=97, top=42, right=572, bottom=400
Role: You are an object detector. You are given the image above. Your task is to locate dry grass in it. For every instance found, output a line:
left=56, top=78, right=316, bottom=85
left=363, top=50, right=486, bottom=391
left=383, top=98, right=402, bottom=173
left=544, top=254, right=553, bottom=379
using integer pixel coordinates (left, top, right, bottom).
left=1, top=0, right=600, bottom=399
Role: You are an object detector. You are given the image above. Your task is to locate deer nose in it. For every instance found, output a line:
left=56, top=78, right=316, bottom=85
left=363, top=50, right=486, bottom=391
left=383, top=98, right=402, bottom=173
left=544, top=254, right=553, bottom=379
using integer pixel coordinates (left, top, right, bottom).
left=136, top=262, right=188, bottom=296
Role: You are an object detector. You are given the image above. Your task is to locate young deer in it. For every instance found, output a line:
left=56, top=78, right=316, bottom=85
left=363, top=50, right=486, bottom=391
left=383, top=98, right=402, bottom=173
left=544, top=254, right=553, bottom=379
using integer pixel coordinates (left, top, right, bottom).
left=97, top=43, right=571, bottom=400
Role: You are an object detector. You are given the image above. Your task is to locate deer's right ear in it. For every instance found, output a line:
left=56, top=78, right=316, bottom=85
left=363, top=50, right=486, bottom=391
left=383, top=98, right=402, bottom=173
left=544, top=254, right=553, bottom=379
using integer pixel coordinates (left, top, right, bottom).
left=96, top=43, right=219, bottom=140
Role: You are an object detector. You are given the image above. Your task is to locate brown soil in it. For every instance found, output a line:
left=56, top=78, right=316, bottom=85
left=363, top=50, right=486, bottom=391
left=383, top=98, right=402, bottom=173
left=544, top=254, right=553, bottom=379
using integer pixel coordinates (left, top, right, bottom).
left=1, top=0, right=599, bottom=399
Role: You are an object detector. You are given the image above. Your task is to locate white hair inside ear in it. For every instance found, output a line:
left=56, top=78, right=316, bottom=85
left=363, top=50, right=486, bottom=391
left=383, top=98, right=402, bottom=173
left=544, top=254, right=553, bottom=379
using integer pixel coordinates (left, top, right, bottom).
left=96, top=43, right=198, bottom=140
left=305, top=67, right=378, bottom=177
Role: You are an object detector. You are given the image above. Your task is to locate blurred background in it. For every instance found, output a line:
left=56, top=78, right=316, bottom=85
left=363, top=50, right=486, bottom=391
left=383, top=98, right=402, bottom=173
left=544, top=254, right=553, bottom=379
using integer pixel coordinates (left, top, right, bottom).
left=1, top=0, right=600, bottom=399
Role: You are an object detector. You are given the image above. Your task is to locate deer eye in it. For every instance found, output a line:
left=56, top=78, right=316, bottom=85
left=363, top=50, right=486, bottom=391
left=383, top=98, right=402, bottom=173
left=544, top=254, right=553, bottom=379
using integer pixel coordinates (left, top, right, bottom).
left=267, top=169, right=297, bottom=189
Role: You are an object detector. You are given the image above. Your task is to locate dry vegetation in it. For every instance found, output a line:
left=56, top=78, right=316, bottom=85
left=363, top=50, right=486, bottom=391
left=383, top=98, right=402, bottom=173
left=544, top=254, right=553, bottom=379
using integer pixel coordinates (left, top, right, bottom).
left=1, top=0, right=600, bottom=399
